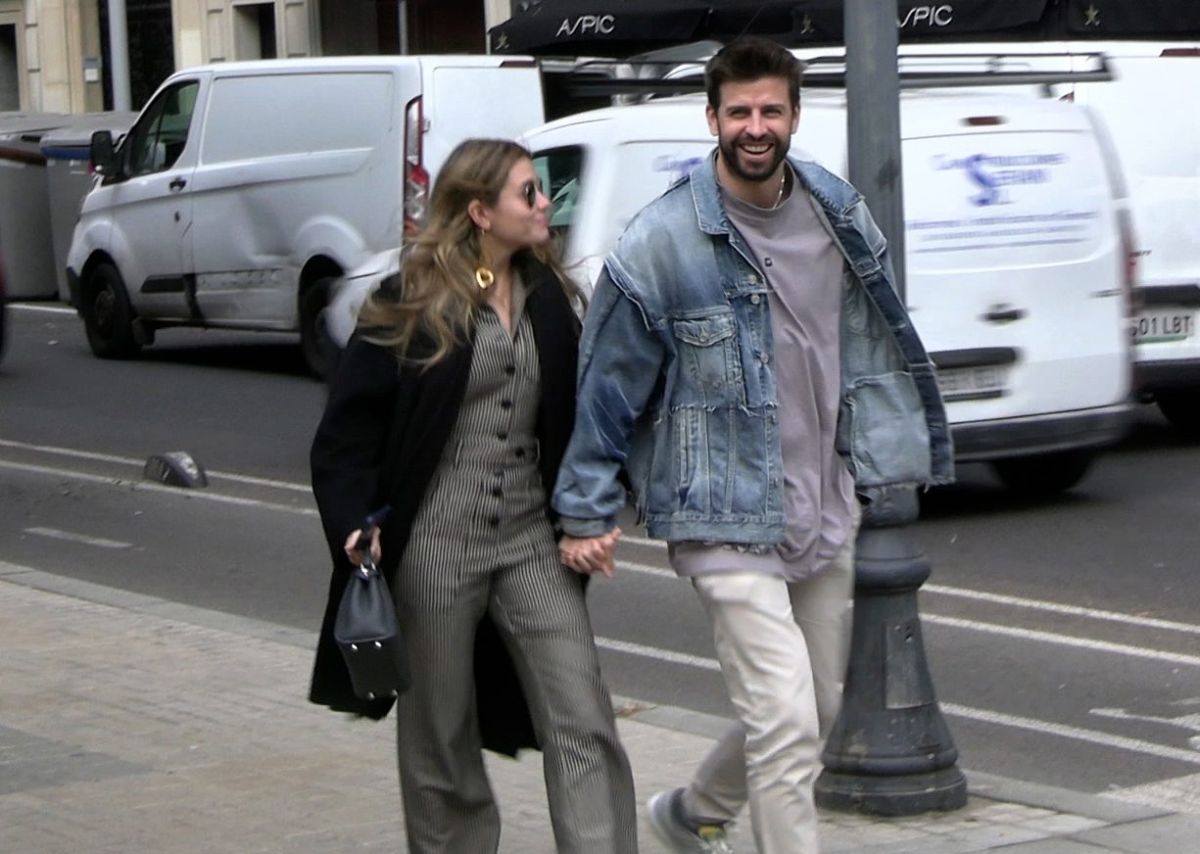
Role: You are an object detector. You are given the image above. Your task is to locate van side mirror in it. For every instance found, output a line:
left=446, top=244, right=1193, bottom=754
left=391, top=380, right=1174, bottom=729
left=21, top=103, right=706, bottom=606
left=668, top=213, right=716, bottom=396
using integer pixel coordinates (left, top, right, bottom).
left=90, top=130, right=117, bottom=176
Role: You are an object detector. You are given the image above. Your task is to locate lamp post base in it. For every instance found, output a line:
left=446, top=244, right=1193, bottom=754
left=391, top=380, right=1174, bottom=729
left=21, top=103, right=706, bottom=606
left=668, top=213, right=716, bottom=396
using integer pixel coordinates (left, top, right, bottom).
left=816, top=765, right=967, bottom=816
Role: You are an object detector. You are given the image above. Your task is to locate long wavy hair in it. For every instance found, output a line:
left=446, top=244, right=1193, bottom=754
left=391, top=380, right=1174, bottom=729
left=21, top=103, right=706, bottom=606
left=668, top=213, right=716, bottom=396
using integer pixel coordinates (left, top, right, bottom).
left=358, top=138, right=578, bottom=366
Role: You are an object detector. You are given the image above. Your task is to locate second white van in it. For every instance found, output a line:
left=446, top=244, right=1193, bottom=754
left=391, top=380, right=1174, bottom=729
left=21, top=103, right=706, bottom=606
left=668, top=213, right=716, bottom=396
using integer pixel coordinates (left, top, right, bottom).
left=518, top=86, right=1135, bottom=495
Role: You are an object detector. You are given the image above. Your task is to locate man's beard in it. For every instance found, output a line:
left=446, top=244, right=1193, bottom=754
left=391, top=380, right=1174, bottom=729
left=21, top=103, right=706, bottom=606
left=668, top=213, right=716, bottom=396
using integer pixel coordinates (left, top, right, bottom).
left=718, top=132, right=792, bottom=183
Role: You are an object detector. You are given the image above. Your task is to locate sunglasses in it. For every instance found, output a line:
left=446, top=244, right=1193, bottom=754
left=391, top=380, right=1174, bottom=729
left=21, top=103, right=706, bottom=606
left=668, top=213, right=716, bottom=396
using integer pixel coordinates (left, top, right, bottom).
left=521, top=179, right=543, bottom=209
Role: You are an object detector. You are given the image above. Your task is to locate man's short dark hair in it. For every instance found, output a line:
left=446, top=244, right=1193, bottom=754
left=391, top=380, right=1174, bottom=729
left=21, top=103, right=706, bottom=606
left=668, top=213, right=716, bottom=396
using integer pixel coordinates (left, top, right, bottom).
left=705, top=36, right=804, bottom=110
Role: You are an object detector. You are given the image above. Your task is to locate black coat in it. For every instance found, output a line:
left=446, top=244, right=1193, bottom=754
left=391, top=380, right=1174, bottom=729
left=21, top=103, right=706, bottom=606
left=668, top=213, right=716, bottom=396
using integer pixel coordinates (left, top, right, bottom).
left=308, top=258, right=581, bottom=756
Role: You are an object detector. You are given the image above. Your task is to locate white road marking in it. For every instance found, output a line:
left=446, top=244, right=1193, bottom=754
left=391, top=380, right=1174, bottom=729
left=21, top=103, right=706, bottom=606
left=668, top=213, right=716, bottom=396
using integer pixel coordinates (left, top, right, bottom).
left=619, top=533, right=663, bottom=550
left=604, top=571, right=1200, bottom=669
left=616, top=560, right=676, bottom=579
left=924, top=614, right=1200, bottom=669
left=0, top=459, right=318, bottom=517
left=620, top=535, right=1200, bottom=637
left=592, top=633, right=1200, bottom=766
left=941, top=703, right=1200, bottom=766
left=595, top=636, right=721, bottom=671
left=0, top=438, right=310, bottom=493
left=924, top=583, right=1200, bottom=637
left=23, top=527, right=132, bottom=549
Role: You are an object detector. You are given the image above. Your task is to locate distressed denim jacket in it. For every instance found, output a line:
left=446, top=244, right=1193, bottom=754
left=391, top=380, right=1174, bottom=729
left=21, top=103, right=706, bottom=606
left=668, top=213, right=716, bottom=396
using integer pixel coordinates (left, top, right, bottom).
left=552, top=152, right=954, bottom=543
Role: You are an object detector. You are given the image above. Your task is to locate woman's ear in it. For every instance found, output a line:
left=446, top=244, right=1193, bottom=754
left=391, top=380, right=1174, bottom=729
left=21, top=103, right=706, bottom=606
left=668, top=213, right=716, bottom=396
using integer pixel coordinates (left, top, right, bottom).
left=467, top=199, right=490, bottom=232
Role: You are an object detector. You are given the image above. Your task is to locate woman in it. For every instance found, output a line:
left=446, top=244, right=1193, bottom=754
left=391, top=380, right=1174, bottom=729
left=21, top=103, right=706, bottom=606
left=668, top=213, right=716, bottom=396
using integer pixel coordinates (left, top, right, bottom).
left=308, top=139, right=636, bottom=853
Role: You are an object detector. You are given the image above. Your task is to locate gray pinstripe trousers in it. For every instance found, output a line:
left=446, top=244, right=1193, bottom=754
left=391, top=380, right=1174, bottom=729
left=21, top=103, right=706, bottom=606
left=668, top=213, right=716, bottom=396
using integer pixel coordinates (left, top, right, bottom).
left=392, top=310, right=636, bottom=853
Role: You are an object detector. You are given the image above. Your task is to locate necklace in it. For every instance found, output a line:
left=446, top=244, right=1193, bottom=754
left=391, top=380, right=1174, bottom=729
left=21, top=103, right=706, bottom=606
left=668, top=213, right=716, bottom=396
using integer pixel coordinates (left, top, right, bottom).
left=771, top=168, right=788, bottom=210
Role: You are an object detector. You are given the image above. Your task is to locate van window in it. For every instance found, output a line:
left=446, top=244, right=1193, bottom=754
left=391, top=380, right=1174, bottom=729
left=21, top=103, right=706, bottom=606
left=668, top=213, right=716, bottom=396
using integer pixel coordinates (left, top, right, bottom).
left=125, top=80, right=200, bottom=176
left=532, top=146, right=584, bottom=235
left=199, top=72, right=392, bottom=164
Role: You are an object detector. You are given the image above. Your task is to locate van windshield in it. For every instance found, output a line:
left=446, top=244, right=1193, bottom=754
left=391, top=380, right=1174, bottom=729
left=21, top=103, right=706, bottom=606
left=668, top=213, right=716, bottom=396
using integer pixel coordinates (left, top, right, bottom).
left=532, top=146, right=584, bottom=237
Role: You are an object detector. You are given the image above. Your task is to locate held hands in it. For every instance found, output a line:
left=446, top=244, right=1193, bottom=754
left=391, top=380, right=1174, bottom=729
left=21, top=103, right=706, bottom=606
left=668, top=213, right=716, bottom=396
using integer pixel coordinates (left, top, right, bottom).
left=343, top=526, right=382, bottom=566
left=559, top=528, right=622, bottom=578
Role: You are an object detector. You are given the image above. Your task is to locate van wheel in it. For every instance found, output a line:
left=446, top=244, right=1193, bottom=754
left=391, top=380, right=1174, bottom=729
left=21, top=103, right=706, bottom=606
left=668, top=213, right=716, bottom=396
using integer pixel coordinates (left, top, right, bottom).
left=990, top=450, right=1095, bottom=497
left=81, top=263, right=141, bottom=359
left=1156, top=392, right=1200, bottom=435
left=300, top=277, right=338, bottom=380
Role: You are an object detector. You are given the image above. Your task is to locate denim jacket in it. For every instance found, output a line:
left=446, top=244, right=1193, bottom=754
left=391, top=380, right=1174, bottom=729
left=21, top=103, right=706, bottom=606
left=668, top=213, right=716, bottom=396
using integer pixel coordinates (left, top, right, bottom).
left=552, top=152, right=954, bottom=543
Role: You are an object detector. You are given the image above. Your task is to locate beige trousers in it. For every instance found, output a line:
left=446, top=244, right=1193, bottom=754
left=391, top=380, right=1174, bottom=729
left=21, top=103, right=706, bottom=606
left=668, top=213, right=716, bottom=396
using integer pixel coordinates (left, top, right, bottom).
left=682, top=522, right=858, bottom=854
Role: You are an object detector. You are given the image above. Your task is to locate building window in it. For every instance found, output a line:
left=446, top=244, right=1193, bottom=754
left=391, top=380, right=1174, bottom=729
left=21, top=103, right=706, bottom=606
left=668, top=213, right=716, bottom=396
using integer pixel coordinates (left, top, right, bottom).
left=234, top=2, right=278, bottom=60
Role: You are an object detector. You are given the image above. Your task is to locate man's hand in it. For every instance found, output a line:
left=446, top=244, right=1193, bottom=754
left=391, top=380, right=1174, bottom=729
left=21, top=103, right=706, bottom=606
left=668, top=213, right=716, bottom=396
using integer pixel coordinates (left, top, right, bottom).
left=559, top=528, right=622, bottom=578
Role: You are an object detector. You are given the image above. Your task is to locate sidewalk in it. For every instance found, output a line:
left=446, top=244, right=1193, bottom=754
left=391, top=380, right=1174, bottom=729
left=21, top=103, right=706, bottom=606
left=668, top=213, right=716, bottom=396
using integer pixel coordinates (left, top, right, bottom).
left=2, top=561, right=1197, bottom=853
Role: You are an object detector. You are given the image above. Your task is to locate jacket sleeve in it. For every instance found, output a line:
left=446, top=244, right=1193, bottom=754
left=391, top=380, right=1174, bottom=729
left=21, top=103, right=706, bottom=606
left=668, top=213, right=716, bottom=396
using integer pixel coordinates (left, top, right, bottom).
left=310, top=336, right=399, bottom=558
left=552, top=267, right=665, bottom=537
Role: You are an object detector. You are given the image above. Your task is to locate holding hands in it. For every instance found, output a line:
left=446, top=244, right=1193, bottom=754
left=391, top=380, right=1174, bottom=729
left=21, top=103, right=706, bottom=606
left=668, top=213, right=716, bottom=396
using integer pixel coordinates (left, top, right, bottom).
left=559, top=528, right=623, bottom=577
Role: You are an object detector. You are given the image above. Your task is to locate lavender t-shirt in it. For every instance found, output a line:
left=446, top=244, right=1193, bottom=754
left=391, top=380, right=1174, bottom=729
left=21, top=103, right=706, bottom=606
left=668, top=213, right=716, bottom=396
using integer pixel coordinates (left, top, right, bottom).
left=670, top=167, right=856, bottom=581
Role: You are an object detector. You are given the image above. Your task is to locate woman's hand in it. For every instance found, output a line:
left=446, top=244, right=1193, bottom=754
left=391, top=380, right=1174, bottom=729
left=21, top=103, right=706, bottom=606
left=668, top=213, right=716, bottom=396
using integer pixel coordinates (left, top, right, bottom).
left=559, top=528, right=622, bottom=578
left=343, top=526, right=382, bottom=566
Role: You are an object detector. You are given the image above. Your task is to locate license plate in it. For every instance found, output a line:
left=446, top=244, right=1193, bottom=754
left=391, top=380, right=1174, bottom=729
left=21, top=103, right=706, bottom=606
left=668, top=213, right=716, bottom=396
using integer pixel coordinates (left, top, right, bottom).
left=1133, top=309, right=1196, bottom=343
left=937, top=365, right=1008, bottom=402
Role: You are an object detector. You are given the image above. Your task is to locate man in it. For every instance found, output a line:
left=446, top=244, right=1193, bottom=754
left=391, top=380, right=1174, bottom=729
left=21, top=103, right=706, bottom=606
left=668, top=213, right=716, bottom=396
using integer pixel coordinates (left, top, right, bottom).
left=554, top=37, right=953, bottom=853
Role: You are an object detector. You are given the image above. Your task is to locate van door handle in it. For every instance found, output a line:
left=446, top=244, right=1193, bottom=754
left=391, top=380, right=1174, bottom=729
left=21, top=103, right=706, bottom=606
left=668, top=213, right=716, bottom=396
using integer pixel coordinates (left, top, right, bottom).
left=169, top=176, right=187, bottom=191
left=984, top=306, right=1026, bottom=323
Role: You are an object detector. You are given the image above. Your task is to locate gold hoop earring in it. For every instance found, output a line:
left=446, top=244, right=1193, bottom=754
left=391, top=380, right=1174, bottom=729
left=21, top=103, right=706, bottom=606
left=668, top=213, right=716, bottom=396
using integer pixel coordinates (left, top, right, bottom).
left=475, top=226, right=494, bottom=290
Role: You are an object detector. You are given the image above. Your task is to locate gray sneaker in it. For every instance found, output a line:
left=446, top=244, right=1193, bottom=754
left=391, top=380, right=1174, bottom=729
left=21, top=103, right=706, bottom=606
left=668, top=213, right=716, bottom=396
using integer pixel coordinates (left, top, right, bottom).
left=647, top=788, right=734, bottom=854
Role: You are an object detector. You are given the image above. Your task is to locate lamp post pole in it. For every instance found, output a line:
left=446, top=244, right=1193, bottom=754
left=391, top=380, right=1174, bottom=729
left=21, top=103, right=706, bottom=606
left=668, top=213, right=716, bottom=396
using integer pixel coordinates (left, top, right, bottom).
left=813, top=0, right=967, bottom=815
left=398, top=0, right=410, bottom=54
left=107, top=0, right=131, bottom=110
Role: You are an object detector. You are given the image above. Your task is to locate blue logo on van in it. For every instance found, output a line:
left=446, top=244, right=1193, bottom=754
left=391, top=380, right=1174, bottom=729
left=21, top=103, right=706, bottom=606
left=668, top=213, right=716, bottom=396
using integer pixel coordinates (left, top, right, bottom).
left=933, top=153, right=1066, bottom=206
left=653, top=155, right=705, bottom=185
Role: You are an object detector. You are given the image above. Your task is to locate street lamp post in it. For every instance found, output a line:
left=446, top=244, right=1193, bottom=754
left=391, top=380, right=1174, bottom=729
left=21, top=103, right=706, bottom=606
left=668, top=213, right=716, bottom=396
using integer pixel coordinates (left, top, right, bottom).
left=106, top=0, right=132, bottom=110
left=813, top=0, right=967, bottom=815
left=398, top=0, right=410, bottom=54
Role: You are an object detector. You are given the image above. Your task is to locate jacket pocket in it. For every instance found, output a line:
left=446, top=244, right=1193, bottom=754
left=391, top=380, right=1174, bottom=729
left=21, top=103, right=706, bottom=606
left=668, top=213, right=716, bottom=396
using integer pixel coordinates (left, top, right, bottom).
left=841, top=272, right=881, bottom=338
left=672, top=311, right=746, bottom=407
left=839, top=371, right=932, bottom=487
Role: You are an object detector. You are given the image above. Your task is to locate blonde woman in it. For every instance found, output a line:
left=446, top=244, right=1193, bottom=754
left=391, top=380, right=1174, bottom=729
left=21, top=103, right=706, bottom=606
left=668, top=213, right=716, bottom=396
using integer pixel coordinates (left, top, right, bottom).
left=309, top=139, right=635, bottom=853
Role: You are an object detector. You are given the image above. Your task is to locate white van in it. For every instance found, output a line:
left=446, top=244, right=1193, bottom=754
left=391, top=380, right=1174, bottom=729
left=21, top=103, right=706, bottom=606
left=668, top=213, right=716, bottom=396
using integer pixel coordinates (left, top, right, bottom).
left=837, top=40, right=1199, bottom=433
left=518, top=87, right=1135, bottom=495
left=66, top=55, right=544, bottom=376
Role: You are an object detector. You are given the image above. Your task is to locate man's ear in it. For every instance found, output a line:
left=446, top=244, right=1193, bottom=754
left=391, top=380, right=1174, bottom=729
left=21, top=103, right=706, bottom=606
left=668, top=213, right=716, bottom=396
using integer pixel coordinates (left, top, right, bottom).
left=467, top=199, right=490, bottom=231
left=706, top=103, right=720, bottom=137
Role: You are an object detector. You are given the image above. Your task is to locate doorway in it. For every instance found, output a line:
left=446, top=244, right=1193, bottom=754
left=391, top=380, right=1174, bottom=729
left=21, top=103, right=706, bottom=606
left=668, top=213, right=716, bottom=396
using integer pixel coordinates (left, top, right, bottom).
left=0, top=23, right=18, bottom=110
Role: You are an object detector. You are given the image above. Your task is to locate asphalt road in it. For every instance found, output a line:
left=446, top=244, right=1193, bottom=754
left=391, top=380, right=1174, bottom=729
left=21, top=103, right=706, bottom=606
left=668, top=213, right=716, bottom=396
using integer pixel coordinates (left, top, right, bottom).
left=3, top=301, right=1199, bottom=804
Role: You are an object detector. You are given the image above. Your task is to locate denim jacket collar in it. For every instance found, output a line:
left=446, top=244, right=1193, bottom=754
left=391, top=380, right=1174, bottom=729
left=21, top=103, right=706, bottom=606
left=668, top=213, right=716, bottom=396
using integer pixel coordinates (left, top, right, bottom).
left=690, top=150, right=863, bottom=238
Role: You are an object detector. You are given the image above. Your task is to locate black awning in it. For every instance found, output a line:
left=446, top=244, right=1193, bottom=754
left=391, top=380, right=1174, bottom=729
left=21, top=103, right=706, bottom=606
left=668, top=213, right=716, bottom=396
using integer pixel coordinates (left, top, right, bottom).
left=490, top=1, right=1200, bottom=57
left=1064, top=0, right=1200, bottom=38
left=489, top=1, right=710, bottom=55
left=783, top=0, right=1052, bottom=44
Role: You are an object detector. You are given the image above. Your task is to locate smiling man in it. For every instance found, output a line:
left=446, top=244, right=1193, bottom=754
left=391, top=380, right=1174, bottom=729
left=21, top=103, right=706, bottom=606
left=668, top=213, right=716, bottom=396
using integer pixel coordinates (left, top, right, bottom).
left=553, top=37, right=952, bottom=853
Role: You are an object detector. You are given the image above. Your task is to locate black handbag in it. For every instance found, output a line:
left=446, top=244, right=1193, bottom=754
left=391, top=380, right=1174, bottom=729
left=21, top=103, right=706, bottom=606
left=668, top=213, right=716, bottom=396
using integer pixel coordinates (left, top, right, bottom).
left=333, top=553, right=411, bottom=700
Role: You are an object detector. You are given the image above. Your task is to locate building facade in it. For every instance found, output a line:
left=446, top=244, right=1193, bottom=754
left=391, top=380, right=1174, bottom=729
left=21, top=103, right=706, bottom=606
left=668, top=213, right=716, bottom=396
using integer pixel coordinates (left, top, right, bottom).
left=3, top=0, right=512, bottom=114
